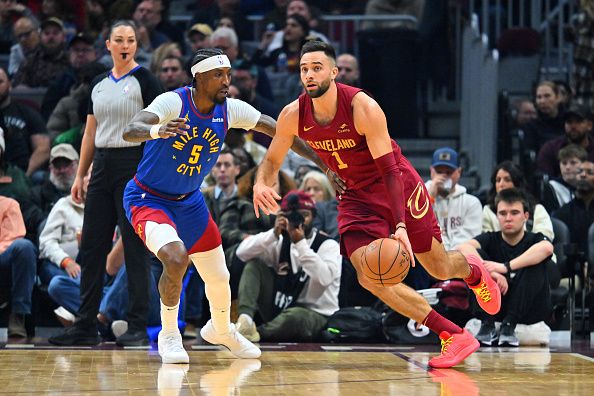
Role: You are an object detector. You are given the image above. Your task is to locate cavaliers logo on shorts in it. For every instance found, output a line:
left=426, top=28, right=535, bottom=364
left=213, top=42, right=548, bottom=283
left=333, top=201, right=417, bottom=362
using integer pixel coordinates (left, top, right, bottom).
left=137, top=223, right=143, bottom=238
left=407, top=181, right=429, bottom=219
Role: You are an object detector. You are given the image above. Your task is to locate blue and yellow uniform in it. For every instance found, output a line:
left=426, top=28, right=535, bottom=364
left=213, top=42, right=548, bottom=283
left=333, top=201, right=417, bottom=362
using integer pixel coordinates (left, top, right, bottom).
left=123, top=86, right=260, bottom=254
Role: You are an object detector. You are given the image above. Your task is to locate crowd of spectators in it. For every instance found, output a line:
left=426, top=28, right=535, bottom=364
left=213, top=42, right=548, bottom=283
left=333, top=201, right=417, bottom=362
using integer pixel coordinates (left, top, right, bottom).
left=0, top=0, right=591, bottom=346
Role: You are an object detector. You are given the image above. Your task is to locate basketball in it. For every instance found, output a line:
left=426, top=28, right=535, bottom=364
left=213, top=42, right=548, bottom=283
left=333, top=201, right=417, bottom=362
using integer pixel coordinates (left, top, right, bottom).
left=362, top=238, right=410, bottom=285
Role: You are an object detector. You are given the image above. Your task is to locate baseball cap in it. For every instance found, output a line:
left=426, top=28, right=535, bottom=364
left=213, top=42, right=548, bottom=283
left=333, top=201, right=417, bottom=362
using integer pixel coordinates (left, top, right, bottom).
left=564, top=104, right=592, bottom=121
left=188, top=23, right=213, bottom=38
left=50, top=144, right=79, bottom=163
left=432, top=147, right=459, bottom=169
left=69, top=32, right=94, bottom=48
left=280, top=190, right=316, bottom=212
left=41, top=17, right=64, bottom=31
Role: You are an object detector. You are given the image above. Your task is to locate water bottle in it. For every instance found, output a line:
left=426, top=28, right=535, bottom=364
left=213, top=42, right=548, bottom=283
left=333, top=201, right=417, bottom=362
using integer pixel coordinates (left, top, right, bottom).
left=276, top=52, right=287, bottom=72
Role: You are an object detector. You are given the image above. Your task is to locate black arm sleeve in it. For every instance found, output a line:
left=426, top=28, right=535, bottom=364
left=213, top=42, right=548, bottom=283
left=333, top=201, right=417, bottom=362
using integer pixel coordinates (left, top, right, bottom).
left=87, top=72, right=109, bottom=115
left=133, top=67, right=164, bottom=107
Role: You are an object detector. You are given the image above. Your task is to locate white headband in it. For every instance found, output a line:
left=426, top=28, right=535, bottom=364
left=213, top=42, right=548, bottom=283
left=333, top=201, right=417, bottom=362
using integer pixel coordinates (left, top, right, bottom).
left=191, top=54, right=231, bottom=75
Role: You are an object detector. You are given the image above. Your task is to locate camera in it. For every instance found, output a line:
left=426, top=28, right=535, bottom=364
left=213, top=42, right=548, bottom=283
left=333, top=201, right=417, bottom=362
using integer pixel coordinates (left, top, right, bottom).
left=285, top=210, right=305, bottom=228
left=283, top=194, right=305, bottom=227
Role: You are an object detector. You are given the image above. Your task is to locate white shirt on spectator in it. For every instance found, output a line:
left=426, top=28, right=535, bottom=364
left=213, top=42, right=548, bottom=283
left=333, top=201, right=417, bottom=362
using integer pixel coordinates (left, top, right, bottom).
left=425, top=182, right=483, bottom=250
left=236, top=228, right=341, bottom=317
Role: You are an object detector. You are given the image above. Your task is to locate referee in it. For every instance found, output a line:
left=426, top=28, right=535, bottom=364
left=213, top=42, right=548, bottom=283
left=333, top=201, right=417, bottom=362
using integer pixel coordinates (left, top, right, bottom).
left=49, top=20, right=163, bottom=346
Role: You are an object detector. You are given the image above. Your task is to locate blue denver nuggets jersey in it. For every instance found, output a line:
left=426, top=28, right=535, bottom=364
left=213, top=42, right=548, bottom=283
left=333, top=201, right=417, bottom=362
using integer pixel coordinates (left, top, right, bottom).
left=135, top=87, right=227, bottom=195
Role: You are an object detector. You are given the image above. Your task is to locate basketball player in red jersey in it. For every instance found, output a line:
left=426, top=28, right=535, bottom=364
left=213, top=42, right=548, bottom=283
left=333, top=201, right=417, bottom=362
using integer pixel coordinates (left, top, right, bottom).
left=253, top=40, right=502, bottom=368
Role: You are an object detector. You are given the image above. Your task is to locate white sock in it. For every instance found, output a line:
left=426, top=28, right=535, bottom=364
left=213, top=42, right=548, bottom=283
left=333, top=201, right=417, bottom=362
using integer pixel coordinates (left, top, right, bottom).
left=189, top=245, right=232, bottom=334
left=160, top=299, right=179, bottom=333
left=211, top=307, right=231, bottom=334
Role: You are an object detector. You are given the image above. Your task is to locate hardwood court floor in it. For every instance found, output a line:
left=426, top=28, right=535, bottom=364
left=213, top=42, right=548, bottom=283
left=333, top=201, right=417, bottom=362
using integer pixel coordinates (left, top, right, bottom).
left=1, top=341, right=593, bottom=395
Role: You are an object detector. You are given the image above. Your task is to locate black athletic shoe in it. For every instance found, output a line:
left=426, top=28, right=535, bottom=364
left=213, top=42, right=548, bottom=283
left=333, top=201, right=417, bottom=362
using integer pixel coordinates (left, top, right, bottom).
left=476, top=320, right=498, bottom=346
left=498, top=322, right=519, bottom=347
left=116, top=329, right=149, bottom=347
left=48, top=325, right=100, bottom=346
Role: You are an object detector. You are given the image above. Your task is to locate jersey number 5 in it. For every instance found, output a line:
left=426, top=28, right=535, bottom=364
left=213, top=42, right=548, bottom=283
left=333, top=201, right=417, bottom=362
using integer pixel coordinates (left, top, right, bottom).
left=331, top=151, right=348, bottom=169
left=188, top=145, right=204, bottom=164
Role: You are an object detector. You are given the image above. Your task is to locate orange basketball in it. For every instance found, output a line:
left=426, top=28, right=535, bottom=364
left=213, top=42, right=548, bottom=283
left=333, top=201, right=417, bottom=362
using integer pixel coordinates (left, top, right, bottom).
left=362, top=238, right=410, bottom=286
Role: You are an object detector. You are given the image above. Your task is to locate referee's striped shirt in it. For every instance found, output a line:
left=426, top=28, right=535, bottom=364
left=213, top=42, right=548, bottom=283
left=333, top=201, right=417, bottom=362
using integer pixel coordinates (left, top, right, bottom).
left=89, top=66, right=162, bottom=148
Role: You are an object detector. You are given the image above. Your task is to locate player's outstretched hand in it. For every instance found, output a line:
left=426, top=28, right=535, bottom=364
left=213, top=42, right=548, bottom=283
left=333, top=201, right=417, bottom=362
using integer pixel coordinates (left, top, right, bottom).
left=159, top=118, right=190, bottom=139
left=390, top=225, right=416, bottom=268
left=325, top=168, right=347, bottom=194
left=253, top=182, right=281, bottom=217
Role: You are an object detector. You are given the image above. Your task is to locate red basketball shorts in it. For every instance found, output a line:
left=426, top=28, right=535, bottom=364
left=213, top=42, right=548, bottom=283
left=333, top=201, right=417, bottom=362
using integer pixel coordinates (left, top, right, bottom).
left=338, top=156, right=442, bottom=258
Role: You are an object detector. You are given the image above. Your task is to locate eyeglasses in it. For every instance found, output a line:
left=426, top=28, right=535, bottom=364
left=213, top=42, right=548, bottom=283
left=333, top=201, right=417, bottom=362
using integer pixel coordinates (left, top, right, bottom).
left=161, top=67, right=180, bottom=73
left=16, top=30, right=34, bottom=40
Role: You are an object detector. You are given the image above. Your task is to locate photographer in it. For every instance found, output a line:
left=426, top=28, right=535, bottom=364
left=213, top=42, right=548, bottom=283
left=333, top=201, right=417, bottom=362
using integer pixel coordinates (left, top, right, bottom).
left=234, top=190, right=341, bottom=342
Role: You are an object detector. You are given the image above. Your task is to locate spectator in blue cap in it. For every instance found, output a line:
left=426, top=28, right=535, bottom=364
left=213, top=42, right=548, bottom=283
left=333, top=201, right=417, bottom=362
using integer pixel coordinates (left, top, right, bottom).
left=425, top=147, right=482, bottom=250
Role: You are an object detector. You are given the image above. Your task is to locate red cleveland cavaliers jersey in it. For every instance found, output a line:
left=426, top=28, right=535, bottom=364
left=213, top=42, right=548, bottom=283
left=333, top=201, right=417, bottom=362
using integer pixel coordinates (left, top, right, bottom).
left=298, top=83, right=402, bottom=190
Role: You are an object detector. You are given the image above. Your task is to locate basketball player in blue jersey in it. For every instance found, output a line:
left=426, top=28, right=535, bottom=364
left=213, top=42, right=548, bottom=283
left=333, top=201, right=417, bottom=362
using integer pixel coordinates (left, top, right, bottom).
left=122, top=48, right=335, bottom=364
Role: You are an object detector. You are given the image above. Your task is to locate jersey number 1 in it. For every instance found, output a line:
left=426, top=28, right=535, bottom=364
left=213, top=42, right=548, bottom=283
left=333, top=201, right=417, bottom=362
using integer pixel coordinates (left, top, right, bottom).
left=188, top=145, right=204, bottom=164
left=331, top=151, right=348, bottom=169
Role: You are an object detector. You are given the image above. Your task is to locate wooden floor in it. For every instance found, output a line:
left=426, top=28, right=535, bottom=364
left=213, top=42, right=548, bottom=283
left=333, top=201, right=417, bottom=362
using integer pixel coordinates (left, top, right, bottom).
left=1, top=340, right=593, bottom=395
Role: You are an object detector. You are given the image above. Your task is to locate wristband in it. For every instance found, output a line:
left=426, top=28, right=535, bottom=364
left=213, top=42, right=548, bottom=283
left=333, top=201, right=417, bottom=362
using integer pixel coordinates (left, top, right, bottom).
left=60, top=257, right=74, bottom=269
left=395, top=222, right=407, bottom=232
left=150, top=124, right=162, bottom=139
left=504, top=260, right=512, bottom=274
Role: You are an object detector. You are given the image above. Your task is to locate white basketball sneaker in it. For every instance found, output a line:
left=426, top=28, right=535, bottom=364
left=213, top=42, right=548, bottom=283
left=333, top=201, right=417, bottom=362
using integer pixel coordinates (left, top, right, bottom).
left=158, top=330, right=190, bottom=364
left=200, top=319, right=261, bottom=359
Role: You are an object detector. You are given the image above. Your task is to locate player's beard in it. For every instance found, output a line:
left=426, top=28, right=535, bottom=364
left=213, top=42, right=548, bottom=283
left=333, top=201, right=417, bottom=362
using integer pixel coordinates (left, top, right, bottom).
left=213, top=93, right=226, bottom=104
left=305, top=78, right=331, bottom=99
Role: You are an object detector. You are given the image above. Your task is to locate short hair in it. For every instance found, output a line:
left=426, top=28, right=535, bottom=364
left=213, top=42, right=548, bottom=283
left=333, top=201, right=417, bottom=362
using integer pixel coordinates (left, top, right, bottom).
left=210, top=26, right=238, bottom=49
left=299, top=170, right=334, bottom=200
left=300, top=39, right=336, bottom=61
left=558, top=144, right=588, bottom=162
left=161, top=55, right=184, bottom=68
left=108, top=20, right=138, bottom=40
left=495, top=187, right=530, bottom=213
left=218, top=147, right=238, bottom=166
